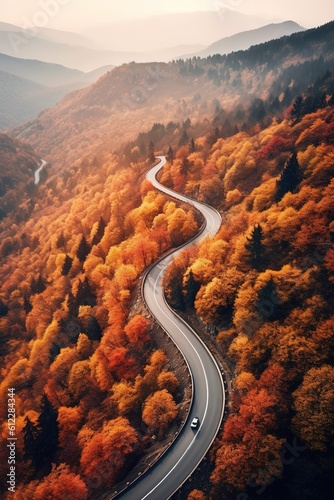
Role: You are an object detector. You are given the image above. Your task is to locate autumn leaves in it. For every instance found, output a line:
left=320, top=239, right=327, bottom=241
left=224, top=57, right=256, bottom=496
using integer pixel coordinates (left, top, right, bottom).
left=161, top=105, right=334, bottom=495
left=0, top=150, right=202, bottom=497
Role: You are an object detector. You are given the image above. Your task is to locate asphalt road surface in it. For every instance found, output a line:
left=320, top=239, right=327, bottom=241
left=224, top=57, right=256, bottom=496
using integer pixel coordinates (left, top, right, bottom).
left=112, top=156, right=225, bottom=500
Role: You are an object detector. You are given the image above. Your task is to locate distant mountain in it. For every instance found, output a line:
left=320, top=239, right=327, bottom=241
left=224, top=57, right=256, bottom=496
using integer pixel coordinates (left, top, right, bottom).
left=0, top=10, right=277, bottom=68
left=14, top=22, right=334, bottom=171
left=146, top=45, right=207, bottom=63
left=0, top=22, right=99, bottom=50
left=0, top=52, right=116, bottom=130
left=0, top=52, right=114, bottom=87
left=87, top=8, right=273, bottom=53
left=0, top=23, right=139, bottom=71
left=182, top=21, right=305, bottom=59
left=0, top=70, right=70, bottom=129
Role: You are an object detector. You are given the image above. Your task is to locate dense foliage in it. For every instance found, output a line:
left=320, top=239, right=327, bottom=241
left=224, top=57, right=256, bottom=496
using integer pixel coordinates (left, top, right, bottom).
left=0, top=148, right=200, bottom=498
left=163, top=102, right=334, bottom=498
left=0, top=134, right=40, bottom=222
left=1, top=20, right=333, bottom=500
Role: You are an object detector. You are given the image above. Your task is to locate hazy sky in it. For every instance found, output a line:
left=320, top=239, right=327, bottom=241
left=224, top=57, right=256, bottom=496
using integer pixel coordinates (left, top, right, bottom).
left=2, top=0, right=334, bottom=33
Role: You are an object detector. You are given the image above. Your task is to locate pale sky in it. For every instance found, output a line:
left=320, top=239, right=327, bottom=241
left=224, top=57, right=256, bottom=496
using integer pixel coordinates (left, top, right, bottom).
left=2, top=0, right=334, bottom=33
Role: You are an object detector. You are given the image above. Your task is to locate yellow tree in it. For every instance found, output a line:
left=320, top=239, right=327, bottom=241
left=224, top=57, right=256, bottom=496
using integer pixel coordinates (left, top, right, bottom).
left=142, top=389, right=178, bottom=439
left=292, top=365, right=334, bottom=451
left=68, top=360, right=92, bottom=401
left=158, top=371, right=180, bottom=394
left=111, top=380, right=139, bottom=415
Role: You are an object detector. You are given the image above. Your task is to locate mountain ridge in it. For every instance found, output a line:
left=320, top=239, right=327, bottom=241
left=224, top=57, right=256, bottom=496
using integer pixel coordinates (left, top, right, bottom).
left=12, top=22, right=334, bottom=170
left=0, top=52, right=114, bottom=87
left=87, top=8, right=273, bottom=52
left=181, top=21, right=305, bottom=59
left=0, top=25, right=140, bottom=71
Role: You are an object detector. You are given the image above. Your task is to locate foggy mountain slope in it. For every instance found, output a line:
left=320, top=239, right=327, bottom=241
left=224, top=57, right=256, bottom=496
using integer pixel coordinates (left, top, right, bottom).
left=87, top=8, right=271, bottom=52
left=0, top=52, right=114, bottom=87
left=0, top=21, right=99, bottom=49
left=0, top=24, right=140, bottom=71
left=182, top=21, right=304, bottom=58
left=11, top=22, right=334, bottom=170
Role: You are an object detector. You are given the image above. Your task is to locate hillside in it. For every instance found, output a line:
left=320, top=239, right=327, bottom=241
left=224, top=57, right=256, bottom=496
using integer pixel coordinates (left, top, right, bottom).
left=162, top=102, right=334, bottom=500
left=12, top=22, right=334, bottom=171
left=0, top=52, right=114, bottom=87
left=0, top=141, right=200, bottom=500
left=0, top=20, right=333, bottom=500
left=0, top=133, right=40, bottom=221
left=0, top=60, right=116, bottom=130
left=0, top=22, right=98, bottom=50
left=182, top=21, right=304, bottom=58
left=0, top=69, right=86, bottom=129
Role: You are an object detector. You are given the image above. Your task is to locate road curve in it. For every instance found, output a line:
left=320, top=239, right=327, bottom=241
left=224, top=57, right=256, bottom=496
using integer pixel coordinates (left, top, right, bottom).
left=34, top=159, right=47, bottom=185
left=113, top=156, right=225, bottom=500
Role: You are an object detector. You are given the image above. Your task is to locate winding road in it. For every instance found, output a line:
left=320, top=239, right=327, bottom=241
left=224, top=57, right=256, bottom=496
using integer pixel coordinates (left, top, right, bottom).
left=34, top=159, right=47, bottom=185
left=112, top=156, right=225, bottom=500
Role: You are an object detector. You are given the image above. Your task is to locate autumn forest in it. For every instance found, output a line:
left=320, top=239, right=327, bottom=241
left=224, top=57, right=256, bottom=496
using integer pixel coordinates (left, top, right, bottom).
left=0, top=20, right=334, bottom=500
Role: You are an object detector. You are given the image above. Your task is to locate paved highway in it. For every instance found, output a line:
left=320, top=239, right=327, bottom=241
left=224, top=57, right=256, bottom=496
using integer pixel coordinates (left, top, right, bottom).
left=112, top=156, right=225, bottom=500
left=34, top=159, right=47, bottom=185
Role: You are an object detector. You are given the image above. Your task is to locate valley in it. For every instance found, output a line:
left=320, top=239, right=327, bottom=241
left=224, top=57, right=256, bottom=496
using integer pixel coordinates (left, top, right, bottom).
left=0, top=7, right=333, bottom=500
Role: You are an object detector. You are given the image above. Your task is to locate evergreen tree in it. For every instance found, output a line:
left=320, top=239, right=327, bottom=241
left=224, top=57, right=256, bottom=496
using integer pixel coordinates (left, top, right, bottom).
left=76, top=235, right=91, bottom=262
left=168, top=275, right=185, bottom=311
left=61, top=254, right=73, bottom=276
left=269, top=96, right=281, bottom=115
left=249, top=98, right=266, bottom=125
left=184, top=270, right=201, bottom=309
left=56, top=232, right=66, bottom=249
left=24, top=396, right=59, bottom=471
left=23, top=296, right=32, bottom=314
left=148, top=141, right=155, bottom=163
left=23, top=417, right=39, bottom=468
left=282, top=86, right=293, bottom=107
left=275, top=152, right=302, bottom=202
left=76, top=277, right=96, bottom=307
left=222, top=119, right=234, bottom=138
left=34, top=394, right=58, bottom=470
left=178, top=130, right=189, bottom=148
left=167, top=145, right=174, bottom=165
left=245, top=224, right=265, bottom=268
left=85, top=315, right=102, bottom=341
left=31, top=275, right=46, bottom=294
left=256, top=277, right=280, bottom=321
left=0, top=299, right=9, bottom=316
left=291, top=95, right=303, bottom=122
left=67, top=291, right=78, bottom=316
left=190, top=138, right=196, bottom=153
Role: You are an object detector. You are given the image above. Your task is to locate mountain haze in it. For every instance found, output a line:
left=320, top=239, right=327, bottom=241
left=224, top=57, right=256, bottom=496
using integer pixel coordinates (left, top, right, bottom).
left=88, top=9, right=272, bottom=52
left=0, top=70, right=71, bottom=129
left=0, top=24, right=138, bottom=71
left=0, top=16, right=334, bottom=500
left=13, top=22, right=334, bottom=168
left=0, top=52, right=114, bottom=87
left=182, top=21, right=305, bottom=58
left=0, top=22, right=98, bottom=49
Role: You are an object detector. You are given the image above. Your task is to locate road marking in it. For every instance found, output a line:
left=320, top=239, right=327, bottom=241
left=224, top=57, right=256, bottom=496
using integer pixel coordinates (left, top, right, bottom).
left=141, top=157, right=215, bottom=499
left=120, top=156, right=224, bottom=500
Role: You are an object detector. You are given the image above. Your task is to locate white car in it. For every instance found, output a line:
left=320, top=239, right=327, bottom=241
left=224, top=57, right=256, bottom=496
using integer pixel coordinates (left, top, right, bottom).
left=190, top=417, right=199, bottom=429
